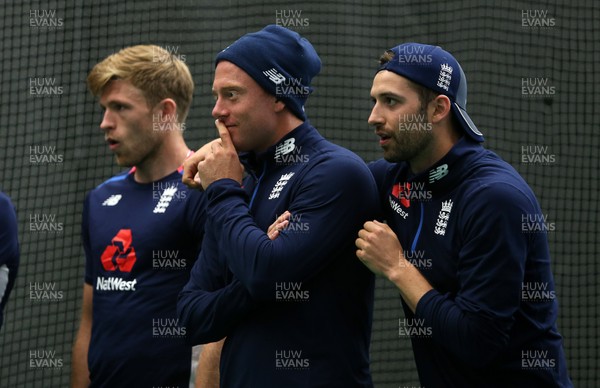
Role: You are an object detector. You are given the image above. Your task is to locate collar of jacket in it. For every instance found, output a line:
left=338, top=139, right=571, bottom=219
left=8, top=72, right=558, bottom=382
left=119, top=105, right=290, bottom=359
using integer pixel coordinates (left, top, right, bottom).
left=401, top=137, right=484, bottom=197
left=239, top=120, right=316, bottom=175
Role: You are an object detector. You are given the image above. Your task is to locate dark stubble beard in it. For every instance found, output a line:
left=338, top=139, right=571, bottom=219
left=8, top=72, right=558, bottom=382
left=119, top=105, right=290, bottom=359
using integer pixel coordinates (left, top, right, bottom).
left=383, top=105, right=433, bottom=164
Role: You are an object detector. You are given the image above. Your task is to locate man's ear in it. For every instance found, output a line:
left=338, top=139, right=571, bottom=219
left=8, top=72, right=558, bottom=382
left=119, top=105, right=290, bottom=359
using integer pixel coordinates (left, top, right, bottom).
left=273, top=98, right=286, bottom=113
left=156, top=98, right=178, bottom=120
left=429, top=95, right=452, bottom=124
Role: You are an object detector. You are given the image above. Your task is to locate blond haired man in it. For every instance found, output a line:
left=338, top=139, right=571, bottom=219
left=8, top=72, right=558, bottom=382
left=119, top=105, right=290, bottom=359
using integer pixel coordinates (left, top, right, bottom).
left=71, top=45, right=214, bottom=387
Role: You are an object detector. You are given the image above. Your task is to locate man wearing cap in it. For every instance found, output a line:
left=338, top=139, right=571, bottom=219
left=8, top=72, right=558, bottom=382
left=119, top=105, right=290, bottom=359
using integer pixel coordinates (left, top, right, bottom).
left=355, top=43, right=572, bottom=386
left=178, top=25, right=379, bottom=387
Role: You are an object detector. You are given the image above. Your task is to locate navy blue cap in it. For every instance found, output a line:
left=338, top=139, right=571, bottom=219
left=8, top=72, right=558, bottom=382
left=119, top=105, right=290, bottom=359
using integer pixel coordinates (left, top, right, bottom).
left=216, top=24, right=321, bottom=121
left=378, top=43, right=483, bottom=142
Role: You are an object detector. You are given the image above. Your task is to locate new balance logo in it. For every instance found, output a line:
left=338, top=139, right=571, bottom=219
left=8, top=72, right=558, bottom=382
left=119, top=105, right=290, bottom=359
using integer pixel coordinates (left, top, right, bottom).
left=100, top=229, right=137, bottom=272
left=429, top=164, right=449, bottom=183
left=263, top=68, right=286, bottom=85
left=153, top=186, right=178, bottom=213
left=102, top=194, right=122, bottom=206
left=274, top=138, right=296, bottom=160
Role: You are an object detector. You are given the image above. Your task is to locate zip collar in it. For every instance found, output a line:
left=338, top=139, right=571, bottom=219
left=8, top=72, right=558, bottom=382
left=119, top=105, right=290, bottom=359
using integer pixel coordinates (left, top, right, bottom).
left=401, top=137, right=484, bottom=197
left=239, top=121, right=318, bottom=175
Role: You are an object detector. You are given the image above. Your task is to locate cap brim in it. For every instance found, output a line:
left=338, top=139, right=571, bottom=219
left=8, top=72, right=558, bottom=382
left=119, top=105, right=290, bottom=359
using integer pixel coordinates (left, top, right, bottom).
left=452, top=102, right=484, bottom=142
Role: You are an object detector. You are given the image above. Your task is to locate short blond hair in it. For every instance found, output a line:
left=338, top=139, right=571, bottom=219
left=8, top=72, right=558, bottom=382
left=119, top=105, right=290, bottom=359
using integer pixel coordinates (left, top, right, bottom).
left=87, top=45, right=194, bottom=122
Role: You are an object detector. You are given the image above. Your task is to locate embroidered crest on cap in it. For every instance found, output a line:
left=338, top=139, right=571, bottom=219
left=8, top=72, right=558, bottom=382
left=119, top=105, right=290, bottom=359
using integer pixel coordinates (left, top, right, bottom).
left=437, top=63, right=453, bottom=91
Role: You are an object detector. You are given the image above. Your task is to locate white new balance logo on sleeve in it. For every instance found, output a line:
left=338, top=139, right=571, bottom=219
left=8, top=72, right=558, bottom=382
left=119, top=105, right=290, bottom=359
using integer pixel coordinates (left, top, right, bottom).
left=102, top=194, right=122, bottom=206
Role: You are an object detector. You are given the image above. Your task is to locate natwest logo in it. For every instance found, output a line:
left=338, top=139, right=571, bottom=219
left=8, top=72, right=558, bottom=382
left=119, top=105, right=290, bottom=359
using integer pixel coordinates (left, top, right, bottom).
left=391, top=183, right=411, bottom=208
left=96, top=277, right=137, bottom=291
left=100, top=229, right=137, bottom=272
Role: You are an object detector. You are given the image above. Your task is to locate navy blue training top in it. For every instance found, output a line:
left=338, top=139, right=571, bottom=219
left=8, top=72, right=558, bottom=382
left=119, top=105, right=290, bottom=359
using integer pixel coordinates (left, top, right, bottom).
left=83, top=168, right=206, bottom=387
left=0, top=191, right=20, bottom=330
left=178, top=122, right=380, bottom=387
left=370, top=137, right=572, bottom=387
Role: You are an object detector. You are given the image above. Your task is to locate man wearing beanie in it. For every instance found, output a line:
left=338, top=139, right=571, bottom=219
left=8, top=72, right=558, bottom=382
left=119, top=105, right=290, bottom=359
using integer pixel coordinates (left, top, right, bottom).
left=178, top=25, right=379, bottom=387
left=356, top=43, right=572, bottom=387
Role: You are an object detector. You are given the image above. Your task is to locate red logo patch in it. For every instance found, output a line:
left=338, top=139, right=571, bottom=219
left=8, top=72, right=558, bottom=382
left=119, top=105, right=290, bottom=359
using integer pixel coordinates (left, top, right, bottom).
left=392, top=182, right=411, bottom=208
left=100, top=229, right=137, bottom=272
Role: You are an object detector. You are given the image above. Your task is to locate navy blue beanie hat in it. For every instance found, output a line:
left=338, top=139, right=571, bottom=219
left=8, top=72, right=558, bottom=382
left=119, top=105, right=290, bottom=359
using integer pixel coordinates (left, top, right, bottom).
left=215, top=24, right=321, bottom=121
left=378, top=43, right=484, bottom=142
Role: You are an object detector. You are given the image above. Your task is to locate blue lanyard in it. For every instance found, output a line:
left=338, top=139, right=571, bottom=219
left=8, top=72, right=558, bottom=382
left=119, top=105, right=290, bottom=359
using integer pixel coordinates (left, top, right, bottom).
left=411, top=202, right=424, bottom=252
left=248, top=160, right=267, bottom=210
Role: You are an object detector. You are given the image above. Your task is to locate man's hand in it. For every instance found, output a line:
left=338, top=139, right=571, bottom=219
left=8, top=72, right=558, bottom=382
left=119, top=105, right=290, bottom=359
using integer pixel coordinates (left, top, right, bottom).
left=183, top=120, right=244, bottom=191
left=356, top=220, right=404, bottom=278
left=267, top=211, right=291, bottom=240
left=182, top=139, right=221, bottom=189
left=356, top=220, right=433, bottom=313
